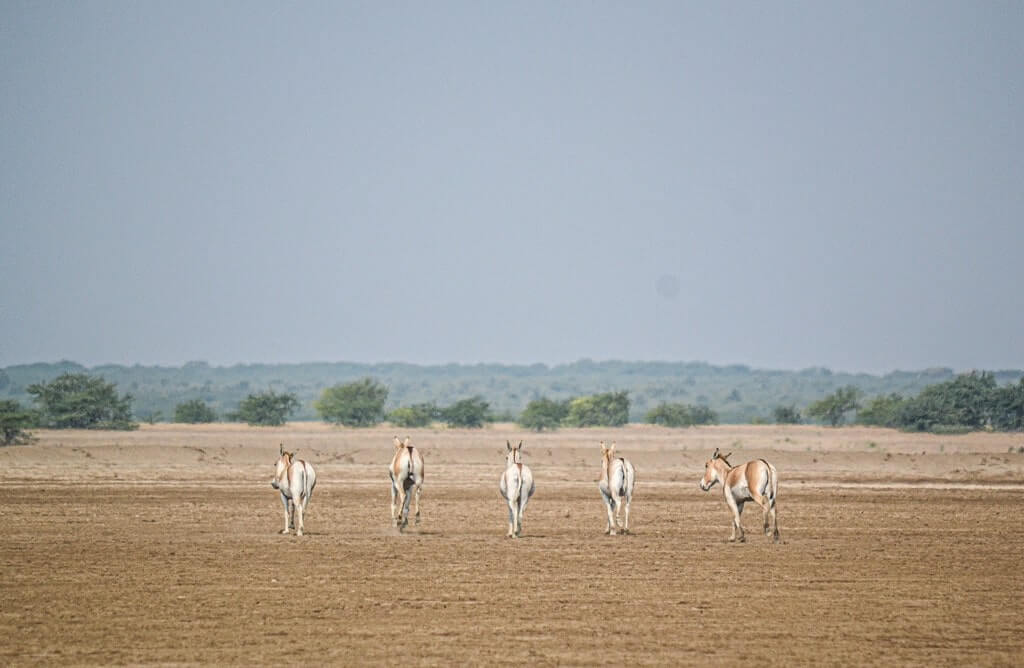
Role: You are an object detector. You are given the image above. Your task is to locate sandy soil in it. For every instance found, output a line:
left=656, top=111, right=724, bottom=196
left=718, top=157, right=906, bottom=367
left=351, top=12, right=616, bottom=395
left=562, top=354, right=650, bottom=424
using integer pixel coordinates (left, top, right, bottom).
left=1, top=424, right=1023, bottom=665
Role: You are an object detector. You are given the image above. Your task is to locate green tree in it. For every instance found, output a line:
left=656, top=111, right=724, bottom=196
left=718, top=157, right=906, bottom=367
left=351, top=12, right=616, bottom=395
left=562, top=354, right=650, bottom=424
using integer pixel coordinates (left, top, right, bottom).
left=315, top=378, right=389, bottom=427
left=991, top=378, right=1024, bottom=431
left=174, top=399, right=218, bottom=424
left=646, top=402, right=718, bottom=427
left=387, top=403, right=437, bottom=428
left=26, top=373, right=137, bottom=430
left=772, top=405, right=802, bottom=424
left=856, top=394, right=905, bottom=428
left=645, top=402, right=692, bottom=427
left=518, top=397, right=570, bottom=431
left=0, top=399, right=35, bottom=445
left=564, top=391, right=630, bottom=427
left=440, top=396, right=491, bottom=428
left=806, top=386, right=861, bottom=427
left=231, top=390, right=299, bottom=426
left=689, top=405, right=719, bottom=425
left=896, top=372, right=997, bottom=432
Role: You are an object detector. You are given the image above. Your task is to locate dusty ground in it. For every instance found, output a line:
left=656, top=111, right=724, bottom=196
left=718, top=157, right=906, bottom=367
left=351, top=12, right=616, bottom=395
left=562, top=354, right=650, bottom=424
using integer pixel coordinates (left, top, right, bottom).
left=1, top=424, right=1023, bottom=665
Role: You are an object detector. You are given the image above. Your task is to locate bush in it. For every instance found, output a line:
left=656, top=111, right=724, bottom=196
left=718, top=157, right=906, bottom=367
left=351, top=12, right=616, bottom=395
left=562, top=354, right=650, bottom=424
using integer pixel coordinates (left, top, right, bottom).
left=564, top=391, right=630, bottom=427
left=440, top=397, right=491, bottom=428
left=315, top=378, right=389, bottom=427
left=0, top=399, right=35, bottom=445
left=230, top=390, right=299, bottom=426
left=992, top=378, right=1024, bottom=431
left=26, top=373, right=137, bottom=430
left=388, top=403, right=438, bottom=428
left=518, top=397, right=570, bottom=431
left=896, top=372, right=997, bottom=432
left=645, top=402, right=693, bottom=427
left=645, top=402, right=718, bottom=427
left=174, top=399, right=218, bottom=424
left=806, top=386, right=861, bottom=427
left=856, top=394, right=905, bottom=428
left=772, top=405, right=802, bottom=424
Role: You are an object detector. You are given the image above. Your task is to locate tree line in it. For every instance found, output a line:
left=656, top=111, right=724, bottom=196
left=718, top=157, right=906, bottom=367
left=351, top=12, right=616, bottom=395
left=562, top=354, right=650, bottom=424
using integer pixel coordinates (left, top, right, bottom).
left=804, top=371, right=1024, bottom=432
left=2, top=370, right=1022, bottom=444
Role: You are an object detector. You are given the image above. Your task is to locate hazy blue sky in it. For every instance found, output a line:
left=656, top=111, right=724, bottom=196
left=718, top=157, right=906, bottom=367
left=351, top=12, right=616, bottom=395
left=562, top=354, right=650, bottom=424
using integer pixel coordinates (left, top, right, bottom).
left=2, top=2, right=1022, bottom=373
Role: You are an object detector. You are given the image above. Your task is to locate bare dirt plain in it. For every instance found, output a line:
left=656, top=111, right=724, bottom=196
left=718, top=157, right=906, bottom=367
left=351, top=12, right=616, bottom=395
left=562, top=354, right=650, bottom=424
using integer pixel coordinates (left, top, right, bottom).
left=2, top=424, right=1023, bottom=666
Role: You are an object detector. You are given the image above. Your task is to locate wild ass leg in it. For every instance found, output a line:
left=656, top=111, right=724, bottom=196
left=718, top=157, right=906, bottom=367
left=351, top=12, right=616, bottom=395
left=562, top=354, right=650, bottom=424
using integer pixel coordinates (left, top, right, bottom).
left=389, top=475, right=401, bottom=527
left=294, top=494, right=305, bottom=536
left=413, top=481, right=422, bottom=525
left=400, top=481, right=413, bottom=530
left=728, top=500, right=745, bottom=543
left=601, top=490, right=616, bottom=535
left=618, top=493, right=626, bottom=536
left=506, top=500, right=516, bottom=538
left=280, top=493, right=291, bottom=534
left=750, top=489, right=779, bottom=542
left=516, top=494, right=528, bottom=537
left=751, top=490, right=772, bottom=536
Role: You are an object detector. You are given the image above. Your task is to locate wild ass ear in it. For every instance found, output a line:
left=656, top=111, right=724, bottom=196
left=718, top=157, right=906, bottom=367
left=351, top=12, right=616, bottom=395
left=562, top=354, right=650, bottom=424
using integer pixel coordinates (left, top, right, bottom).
left=517, top=441, right=523, bottom=450
left=394, top=436, right=402, bottom=448
left=507, top=440, right=513, bottom=451
left=712, top=447, right=721, bottom=459
left=600, top=440, right=607, bottom=453
left=610, top=441, right=616, bottom=454
left=279, top=443, right=284, bottom=456
left=402, top=437, right=411, bottom=447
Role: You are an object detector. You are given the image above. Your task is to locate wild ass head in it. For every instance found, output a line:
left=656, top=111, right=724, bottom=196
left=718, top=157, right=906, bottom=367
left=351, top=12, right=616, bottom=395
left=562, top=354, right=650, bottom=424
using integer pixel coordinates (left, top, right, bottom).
left=506, top=440, right=523, bottom=466
left=699, top=447, right=732, bottom=491
left=600, top=441, right=617, bottom=479
left=272, top=443, right=296, bottom=489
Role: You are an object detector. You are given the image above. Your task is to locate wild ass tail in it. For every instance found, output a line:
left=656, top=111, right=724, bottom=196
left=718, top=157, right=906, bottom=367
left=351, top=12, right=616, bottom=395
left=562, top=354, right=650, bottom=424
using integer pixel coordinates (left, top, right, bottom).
left=761, top=459, right=779, bottom=506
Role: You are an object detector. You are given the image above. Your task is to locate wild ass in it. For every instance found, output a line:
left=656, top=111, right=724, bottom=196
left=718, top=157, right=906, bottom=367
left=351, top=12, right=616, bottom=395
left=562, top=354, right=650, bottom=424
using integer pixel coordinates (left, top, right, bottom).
left=598, top=441, right=636, bottom=535
left=499, top=440, right=535, bottom=538
left=699, top=448, right=779, bottom=543
left=390, top=436, right=424, bottom=531
left=271, top=444, right=316, bottom=536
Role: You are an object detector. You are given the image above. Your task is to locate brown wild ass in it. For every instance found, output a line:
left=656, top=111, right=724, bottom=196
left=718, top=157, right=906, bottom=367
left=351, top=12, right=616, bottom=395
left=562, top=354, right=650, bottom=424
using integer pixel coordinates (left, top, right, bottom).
left=598, top=441, right=636, bottom=535
left=271, top=444, right=316, bottom=536
left=390, top=436, right=424, bottom=531
left=699, top=448, right=779, bottom=543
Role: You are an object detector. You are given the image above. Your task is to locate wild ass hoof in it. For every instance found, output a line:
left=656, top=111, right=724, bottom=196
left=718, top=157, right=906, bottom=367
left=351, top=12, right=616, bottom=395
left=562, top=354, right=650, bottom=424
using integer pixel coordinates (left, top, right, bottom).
left=280, top=529, right=290, bottom=535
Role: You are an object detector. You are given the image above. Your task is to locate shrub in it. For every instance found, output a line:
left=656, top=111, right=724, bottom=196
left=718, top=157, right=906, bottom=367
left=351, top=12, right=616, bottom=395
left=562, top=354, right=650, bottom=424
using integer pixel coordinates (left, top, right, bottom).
left=0, top=399, right=35, bottom=445
left=772, top=405, right=802, bottom=424
left=645, top=402, right=718, bottom=427
left=518, top=397, right=570, bottom=431
left=230, top=390, right=299, bottom=426
left=564, top=391, right=630, bottom=427
left=806, top=386, right=861, bottom=427
left=388, top=403, right=437, bottom=428
left=645, top=402, right=693, bottom=427
left=856, top=394, right=905, bottom=428
left=315, top=378, right=389, bottom=427
left=440, top=397, right=491, bottom=428
left=174, top=399, right=217, bottom=424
